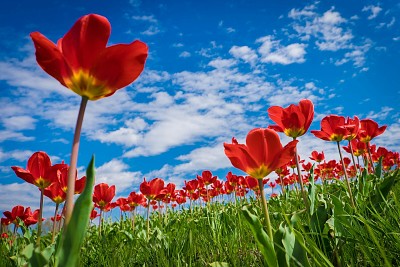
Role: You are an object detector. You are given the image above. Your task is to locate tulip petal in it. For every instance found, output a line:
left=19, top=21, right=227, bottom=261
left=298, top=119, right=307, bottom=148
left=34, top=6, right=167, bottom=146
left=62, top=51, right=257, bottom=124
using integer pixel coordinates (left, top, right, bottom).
left=30, top=32, right=71, bottom=86
left=299, top=99, right=314, bottom=131
left=60, top=14, right=110, bottom=70
left=91, top=41, right=148, bottom=93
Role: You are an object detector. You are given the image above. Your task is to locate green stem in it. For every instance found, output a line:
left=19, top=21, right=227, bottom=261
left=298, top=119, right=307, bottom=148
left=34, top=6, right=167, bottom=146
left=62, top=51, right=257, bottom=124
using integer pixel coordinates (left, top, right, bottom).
left=367, top=142, right=375, bottom=173
left=294, top=138, right=309, bottom=211
left=146, top=199, right=151, bottom=239
left=36, top=187, right=44, bottom=246
left=65, top=96, right=88, bottom=225
left=337, top=141, right=356, bottom=210
left=51, top=203, right=59, bottom=243
left=258, top=179, right=273, bottom=240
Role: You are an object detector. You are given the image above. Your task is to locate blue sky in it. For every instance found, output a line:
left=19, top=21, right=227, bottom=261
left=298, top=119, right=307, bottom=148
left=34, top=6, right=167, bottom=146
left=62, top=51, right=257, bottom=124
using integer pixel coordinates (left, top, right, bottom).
left=1, top=0, right=399, bottom=218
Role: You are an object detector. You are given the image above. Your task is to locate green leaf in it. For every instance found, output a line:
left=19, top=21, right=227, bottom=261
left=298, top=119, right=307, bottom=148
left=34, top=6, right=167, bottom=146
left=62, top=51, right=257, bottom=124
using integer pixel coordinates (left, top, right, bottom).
left=209, top=262, right=229, bottom=267
left=55, top=156, right=96, bottom=267
left=242, top=205, right=278, bottom=267
left=307, top=165, right=316, bottom=216
left=369, top=169, right=400, bottom=207
left=374, top=156, right=383, bottom=179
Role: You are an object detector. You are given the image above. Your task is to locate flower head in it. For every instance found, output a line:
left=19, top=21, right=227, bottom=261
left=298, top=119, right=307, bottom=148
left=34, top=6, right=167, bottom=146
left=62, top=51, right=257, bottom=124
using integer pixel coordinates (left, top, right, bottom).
left=11, top=151, right=54, bottom=189
left=30, top=14, right=148, bottom=101
left=93, top=183, right=116, bottom=211
left=358, top=119, right=387, bottom=143
left=224, top=128, right=298, bottom=179
left=268, top=99, right=314, bottom=138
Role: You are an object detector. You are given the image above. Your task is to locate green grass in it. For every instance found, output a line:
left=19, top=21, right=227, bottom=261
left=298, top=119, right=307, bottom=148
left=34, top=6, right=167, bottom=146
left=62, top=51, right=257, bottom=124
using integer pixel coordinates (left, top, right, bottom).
left=1, top=169, right=400, bottom=266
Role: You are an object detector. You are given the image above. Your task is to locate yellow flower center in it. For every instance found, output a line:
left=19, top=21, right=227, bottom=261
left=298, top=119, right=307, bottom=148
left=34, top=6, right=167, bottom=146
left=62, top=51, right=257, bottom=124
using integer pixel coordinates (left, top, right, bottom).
left=284, top=128, right=305, bottom=138
left=65, top=70, right=112, bottom=100
left=247, top=165, right=271, bottom=179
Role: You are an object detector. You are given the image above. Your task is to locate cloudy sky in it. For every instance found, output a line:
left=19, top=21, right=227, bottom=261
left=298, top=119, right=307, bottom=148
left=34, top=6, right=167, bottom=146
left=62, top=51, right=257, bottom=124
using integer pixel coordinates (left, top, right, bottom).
left=1, top=0, right=399, bottom=218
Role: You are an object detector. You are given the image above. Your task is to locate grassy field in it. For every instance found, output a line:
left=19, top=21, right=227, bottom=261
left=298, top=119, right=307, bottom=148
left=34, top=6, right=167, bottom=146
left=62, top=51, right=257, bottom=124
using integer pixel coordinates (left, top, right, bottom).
left=1, top=164, right=400, bottom=267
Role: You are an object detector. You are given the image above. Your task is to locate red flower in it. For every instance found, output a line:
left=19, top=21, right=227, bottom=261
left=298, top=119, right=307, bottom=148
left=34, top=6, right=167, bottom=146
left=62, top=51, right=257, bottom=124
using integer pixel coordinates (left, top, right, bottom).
left=3, top=205, right=30, bottom=225
left=311, top=115, right=348, bottom=142
left=343, top=116, right=360, bottom=140
left=127, top=192, right=147, bottom=208
left=343, top=139, right=367, bottom=157
left=268, top=99, right=314, bottom=138
left=11, top=151, right=54, bottom=189
left=183, top=180, right=199, bottom=193
left=115, top=198, right=131, bottom=212
left=51, top=214, right=63, bottom=222
left=139, top=178, right=167, bottom=200
left=30, top=14, right=148, bottom=101
left=44, top=181, right=66, bottom=204
left=309, top=151, right=325, bottom=163
left=224, top=128, right=298, bottom=179
left=358, top=119, right=387, bottom=143
left=90, top=209, right=100, bottom=220
left=24, top=208, right=42, bottom=227
left=54, top=163, right=86, bottom=194
left=197, top=170, right=218, bottom=186
left=92, top=183, right=116, bottom=211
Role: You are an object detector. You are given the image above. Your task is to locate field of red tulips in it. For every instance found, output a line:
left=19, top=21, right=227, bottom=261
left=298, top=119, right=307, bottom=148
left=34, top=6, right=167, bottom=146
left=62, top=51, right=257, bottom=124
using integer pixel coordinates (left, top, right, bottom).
left=2, top=13, right=400, bottom=267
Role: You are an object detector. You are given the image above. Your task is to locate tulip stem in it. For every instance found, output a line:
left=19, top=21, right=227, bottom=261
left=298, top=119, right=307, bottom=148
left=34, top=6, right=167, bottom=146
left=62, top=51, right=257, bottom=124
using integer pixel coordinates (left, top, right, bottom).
left=65, top=96, right=89, bottom=225
left=367, top=142, right=375, bottom=173
left=36, top=187, right=44, bottom=247
left=337, top=141, right=356, bottom=210
left=146, top=199, right=151, bottom=239
left=294, top=139, right=309, bottom=211
left=258, top=179, right=273, bottom=240
left=51, top=203, right=59, bottom=243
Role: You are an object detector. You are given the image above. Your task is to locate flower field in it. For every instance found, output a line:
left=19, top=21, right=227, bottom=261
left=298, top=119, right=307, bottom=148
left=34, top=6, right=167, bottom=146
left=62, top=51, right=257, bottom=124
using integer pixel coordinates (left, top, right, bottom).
left=1, top=13, right=400, bottom=267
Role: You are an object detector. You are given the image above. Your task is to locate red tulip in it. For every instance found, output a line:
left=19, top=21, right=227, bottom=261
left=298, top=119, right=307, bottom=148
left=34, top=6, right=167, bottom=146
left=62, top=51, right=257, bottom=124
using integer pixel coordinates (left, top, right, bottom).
left=24, top=208, right=42, bottom=227
left=197, top=170, right=217, bottom=186
left=268, top=99, right=314, bottom=138
left=44, top=182, right=66, bottom=204
left=30, top=14, right=148, bottom=101
left=90, top=209, right=100, bottom=220
left=11, top=151, right=54, bottom=189
left=343, top=139, right=367, bottom=157
left=3, top=205, right=30, bottom=225
left=127, top=192, right=147, bottom=208
left=93, top=183, right=116, bottom=211
left=343, top=116, right=360, bottom=140
left=224, top=128, right=298, bottom=179
left=311, top=115, right=348, bottom=141
left=54, top=163, right=86, bottom=194
left=309, top=151, right=325, bottom=163
left=140, top=178, right=167, bottom=200
left=358, top=119, right=387, bottom=143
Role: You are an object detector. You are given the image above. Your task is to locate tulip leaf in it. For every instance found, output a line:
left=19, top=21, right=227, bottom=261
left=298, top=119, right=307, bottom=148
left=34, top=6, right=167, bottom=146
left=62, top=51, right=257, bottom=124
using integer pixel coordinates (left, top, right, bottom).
left=55, top=156, right=95, bottom=267
left=242, top=205, right=278, bottom=267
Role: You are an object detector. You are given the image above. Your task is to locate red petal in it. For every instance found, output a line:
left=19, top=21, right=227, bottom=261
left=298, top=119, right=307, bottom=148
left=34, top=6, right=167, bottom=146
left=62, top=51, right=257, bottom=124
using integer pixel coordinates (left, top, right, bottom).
left=299, top=99, right=314, bottom=132
left=60, top=14, right=110, bottom=71
left=11, top=166, right=36, bottom=185
left=27, top=152, right=52, bottom=180
left=261, top=129, right=284, bottom=166
left=267, top=106, right=284, bottom=128
left=269, top=140, right=298, bottom=171
left=90, top=41, right=148, bottom=92
left=30, top=32, right=71, bottom=86
left=246, top=128, right=268, bottom=166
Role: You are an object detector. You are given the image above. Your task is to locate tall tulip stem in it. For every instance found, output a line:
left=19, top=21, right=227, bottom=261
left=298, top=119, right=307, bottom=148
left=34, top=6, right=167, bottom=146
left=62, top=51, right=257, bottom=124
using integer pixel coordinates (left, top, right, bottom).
left=367, top=142, right=375, bottom=173
left=65, top=96, right=89, bottom=225
left=258, top=179, right=273, bottom=240
left=36, top=187, right=45, bottom=246
left=51, top=203, right=60, bottom=243
left=294, top=138, right=309, bottom=211
left=337, top=141, right=356, bottom=210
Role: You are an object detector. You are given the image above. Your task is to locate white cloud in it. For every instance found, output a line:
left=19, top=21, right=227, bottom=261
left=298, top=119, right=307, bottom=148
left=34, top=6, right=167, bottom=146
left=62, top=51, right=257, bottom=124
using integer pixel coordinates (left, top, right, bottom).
left=362, top=5, right=382, bottom=20
left=141, top=25, right=161, bottom=36
left=95, top=159, right=142, bottom=194
left=208, top=58, right=237, bottom=69
left=2, top=115, right=36, bottom=130
left=229, top=46, right=258, bottom=66
left=0, top=149, right=34, bottom=163
left=366, top=106, right=394, bottom=120
left=174, top=143, right=231, bottom=174
left=290, top=7, right=353, bottom=51
left=0, top=130, right=34, bottom=142
left=131, top=15, right=158, bottom=23
left=179, top=51, right=191, bottom=58
left=256, top=36, right=306, bottom=65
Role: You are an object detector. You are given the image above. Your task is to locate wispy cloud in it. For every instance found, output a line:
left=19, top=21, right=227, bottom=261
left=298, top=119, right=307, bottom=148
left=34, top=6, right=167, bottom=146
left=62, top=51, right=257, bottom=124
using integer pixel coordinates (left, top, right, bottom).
left=362, top=5, right=382, bottom=20
left=256, top=36, right=306, bottom=65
